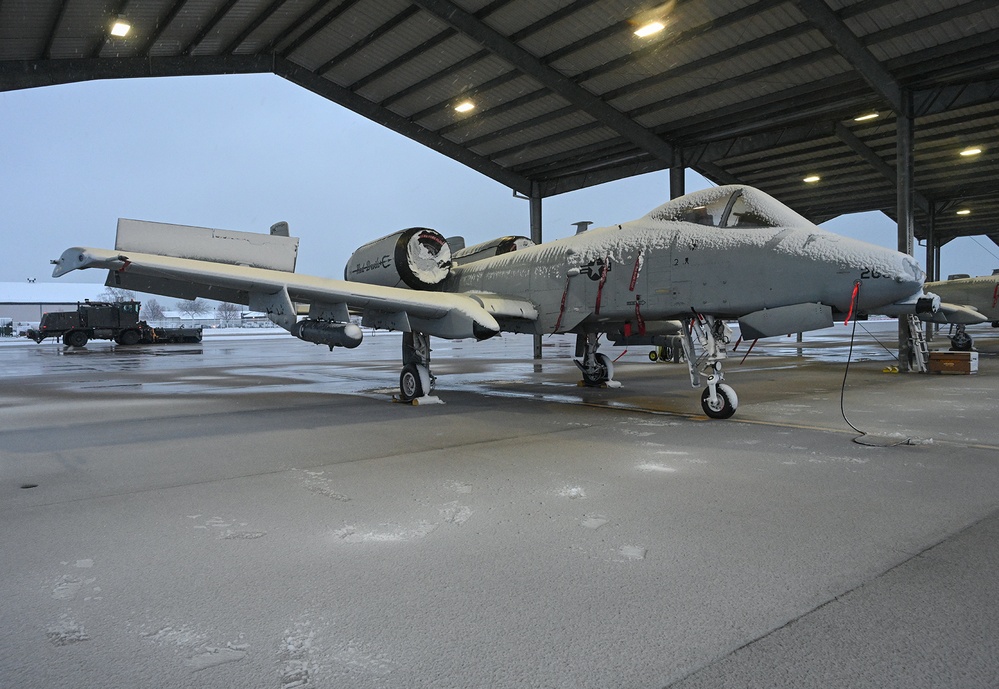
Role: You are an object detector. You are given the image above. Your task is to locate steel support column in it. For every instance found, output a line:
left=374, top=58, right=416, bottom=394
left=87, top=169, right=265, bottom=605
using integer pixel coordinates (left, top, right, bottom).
left=670, top=158, right=685, bottom=199
left=530, top=182, right=543, bottom=360
left=897, top=90, right=915, bottom=371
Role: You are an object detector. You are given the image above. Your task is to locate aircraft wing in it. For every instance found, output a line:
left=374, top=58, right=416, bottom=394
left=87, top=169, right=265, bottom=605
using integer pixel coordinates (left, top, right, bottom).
left=51, top=246, right=538, bottom=340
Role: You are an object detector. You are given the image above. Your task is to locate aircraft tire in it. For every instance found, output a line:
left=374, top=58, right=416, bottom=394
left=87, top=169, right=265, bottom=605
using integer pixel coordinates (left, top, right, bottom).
left=950, top=332, right=973, bottom=352
left=701, top=384, right=737, bottom=419
left=399, top=363, right=425, bottom=402
left=649, top=350, right=658, bottom=362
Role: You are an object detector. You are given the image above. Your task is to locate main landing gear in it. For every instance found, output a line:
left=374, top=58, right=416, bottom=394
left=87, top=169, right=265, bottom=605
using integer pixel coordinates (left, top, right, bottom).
left=680, top=314, right=739, bottom=419
left=399, top=331, right=435, bottom=402
left=573, top=333, right=620, bottom=388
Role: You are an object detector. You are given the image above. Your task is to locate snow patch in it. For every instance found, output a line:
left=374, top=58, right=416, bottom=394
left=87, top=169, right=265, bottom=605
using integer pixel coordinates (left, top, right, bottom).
left=47, top=616, right=90, bottom=646
left=618, top=546, right=647, bottom=562
left=581, top=515, right=609, bottom=530
left=439, top=501, right=473, bottom=525
left=301, top=470, right=351, bottom=502
left=636, top=462, right=677, bottom=473
left=278, top=620, right=315, bottom=689
left=332, top=522, right=438, bottom=543
left=558, top=485, right=586, bottom=499
left=184, top=646, right=247, bottom=672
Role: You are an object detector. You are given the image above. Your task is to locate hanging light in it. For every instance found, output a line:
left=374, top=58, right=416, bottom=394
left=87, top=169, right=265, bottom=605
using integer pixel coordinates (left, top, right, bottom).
left=803, top=175, right=821, bottom=184
left=110, top=17, right=131, bottom=37
left=634, top=21, right=665, bottom=38
left=454, top=101, right=475, bottom=113
left=853, top=112, right=879, bottom=122
left=959, top=147, right=982, bottom=157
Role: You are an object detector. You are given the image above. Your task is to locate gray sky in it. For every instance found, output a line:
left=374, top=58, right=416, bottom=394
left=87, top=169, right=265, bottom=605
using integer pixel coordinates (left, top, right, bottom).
left=2, top=73, right=997, bottom=287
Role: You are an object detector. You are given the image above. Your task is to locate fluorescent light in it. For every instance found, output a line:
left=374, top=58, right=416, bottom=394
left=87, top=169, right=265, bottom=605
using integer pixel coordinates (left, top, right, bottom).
left=854, top=112, right=879, bottom=122
left=803, top=175, right=821, bottom=183
left=454, top=101, right=475, bottom=113
left=110, top=20, right=130, bottom=37
left=959, top=147, right=982, bottom=156
left=956, top=209, right=971, bottom=215
left=634, top=21, right=665, bottom=38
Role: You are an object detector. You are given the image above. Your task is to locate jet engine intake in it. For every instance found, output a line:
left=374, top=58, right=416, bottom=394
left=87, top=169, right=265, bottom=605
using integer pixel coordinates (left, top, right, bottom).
left=345, top=227, right=451, bottom=290
left=291, top=320, right=363, bottom=349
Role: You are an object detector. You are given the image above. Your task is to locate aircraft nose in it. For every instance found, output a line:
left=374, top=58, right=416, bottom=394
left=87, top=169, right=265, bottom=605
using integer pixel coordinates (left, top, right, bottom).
left=858, top=250, right=926, bottom=310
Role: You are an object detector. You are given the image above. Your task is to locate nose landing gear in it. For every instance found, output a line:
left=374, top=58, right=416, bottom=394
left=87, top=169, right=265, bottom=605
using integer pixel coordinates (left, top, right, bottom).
left=680, top=314, right=739, bottom=419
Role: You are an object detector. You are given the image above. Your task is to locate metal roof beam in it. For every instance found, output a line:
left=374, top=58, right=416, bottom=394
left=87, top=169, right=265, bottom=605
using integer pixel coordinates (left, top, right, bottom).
left=181, top=0, right=238, bottom=55
left=794, top=0, right=901, bottom=113
left=221, top=0, right=287, bottom=55
left=408, top=0, right=674, bottom=166
left=41, top=0, right=70, bottom=60
left=834, top=122, right=930, bottom=215
left=273, top=57, right=531, bottom=196
left=0, top=55, right=272, bottom=92
left=133, top=0, right=189, bottom=57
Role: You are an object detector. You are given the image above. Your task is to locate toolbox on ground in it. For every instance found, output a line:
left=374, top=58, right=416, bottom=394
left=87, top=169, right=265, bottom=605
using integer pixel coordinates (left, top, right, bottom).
left=927, top=350, right=978, bottom=374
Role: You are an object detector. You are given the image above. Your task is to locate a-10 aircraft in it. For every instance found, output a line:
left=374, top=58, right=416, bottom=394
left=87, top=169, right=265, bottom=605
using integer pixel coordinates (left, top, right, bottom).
left=51, top=185, right=979, bottom=418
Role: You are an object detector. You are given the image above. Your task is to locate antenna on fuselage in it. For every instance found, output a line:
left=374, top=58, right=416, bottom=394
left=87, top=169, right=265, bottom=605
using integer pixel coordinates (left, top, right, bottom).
left=572, top=221, right=593, bottom=234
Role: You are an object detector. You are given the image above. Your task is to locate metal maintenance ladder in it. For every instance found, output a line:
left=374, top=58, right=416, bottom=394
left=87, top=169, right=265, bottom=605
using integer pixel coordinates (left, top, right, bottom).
left=906, top=314, right=929, bottom=373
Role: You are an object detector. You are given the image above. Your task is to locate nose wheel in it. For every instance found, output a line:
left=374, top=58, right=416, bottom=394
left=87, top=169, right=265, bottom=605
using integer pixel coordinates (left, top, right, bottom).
left=681, top=314, right=740, bottom=419
left=701, top=383, right=738, bottom=419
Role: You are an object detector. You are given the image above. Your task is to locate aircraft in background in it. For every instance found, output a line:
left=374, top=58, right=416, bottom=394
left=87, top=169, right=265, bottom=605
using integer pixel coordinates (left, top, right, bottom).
left=923, top=271, right=999, bottom=350
left=925, top=272, right=999, bottom=328
left=50, top=185, right=979, bottom=418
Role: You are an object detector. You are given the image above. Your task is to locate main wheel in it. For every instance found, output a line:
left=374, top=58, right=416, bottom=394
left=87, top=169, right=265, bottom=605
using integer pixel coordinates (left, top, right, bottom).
left=399, top=363, right=425, bottom=402
left=119, top=329, right=141, bottom=346
left=581, top=353, right=613, bottom=386
left=701, top=384, right=738, bottom=419
left=67, top=330, right=89, bottom=348
left=950, top=331, right=973, bottom=351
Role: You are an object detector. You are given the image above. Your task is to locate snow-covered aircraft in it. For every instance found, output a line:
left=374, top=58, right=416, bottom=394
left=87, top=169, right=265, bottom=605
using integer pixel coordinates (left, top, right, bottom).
left=925, top=272, right=999, bottom=328
left=50, top=185, right=971, bottom=418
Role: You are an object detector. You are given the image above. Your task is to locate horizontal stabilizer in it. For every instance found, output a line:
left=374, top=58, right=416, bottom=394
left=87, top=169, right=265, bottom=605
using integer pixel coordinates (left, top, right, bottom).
left=116, top=219, right=299, bottom=272
left=738, top=303, right=832, bottom=340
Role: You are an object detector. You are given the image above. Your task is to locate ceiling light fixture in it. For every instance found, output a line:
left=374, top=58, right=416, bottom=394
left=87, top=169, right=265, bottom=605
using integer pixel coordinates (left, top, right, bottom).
left=110, top=18, right=131, bottom=37
left=956, top=209, right=971, bottom=215
left=959, top=147, right=982, bottom=156
left=634, top=21, right=665, bottom=38
left=803, top=175, right=821, bottom=183
left=454, top=101, right=475, bottom=113
left=854, top=112, right=879, bottom=122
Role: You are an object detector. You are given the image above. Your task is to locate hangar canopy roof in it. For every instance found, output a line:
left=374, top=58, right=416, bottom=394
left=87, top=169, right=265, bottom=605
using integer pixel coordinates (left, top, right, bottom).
left=2, top=0, right=997, bottom=246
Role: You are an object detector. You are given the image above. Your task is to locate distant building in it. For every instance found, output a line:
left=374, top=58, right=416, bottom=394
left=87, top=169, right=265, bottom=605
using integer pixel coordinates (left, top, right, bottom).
left=0, top=281, right=108, bottom=324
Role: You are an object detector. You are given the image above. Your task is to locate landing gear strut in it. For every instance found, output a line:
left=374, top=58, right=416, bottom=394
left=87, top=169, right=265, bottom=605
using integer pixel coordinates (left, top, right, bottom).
left=573, top=333, right=619, bottom=387
left=680, top=314, right=739, bottom=419
left=399, top=331, right=434, bottom=402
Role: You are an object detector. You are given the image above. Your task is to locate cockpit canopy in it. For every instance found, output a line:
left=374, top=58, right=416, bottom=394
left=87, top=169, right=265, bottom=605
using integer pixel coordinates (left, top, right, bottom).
left=649, top=185, right=815, bottom=230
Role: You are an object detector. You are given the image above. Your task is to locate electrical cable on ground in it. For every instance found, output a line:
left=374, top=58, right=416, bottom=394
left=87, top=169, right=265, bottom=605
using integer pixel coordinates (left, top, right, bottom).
left=839, top=281, right=919, bottom=447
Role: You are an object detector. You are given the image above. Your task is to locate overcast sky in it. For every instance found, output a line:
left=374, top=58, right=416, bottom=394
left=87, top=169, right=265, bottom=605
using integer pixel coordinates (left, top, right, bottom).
left=2, top=73, right=997, bottom=288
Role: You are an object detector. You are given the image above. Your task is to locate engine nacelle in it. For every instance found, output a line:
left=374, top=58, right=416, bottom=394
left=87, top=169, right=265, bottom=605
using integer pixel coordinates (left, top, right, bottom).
left=344, top=227, right=451, bottom=290
left=291, top=320, right=363, bottom=349
left=452, top=235, right=535, bottom=266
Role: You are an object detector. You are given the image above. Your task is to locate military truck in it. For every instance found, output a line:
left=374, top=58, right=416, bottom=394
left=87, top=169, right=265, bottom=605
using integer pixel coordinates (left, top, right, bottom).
left=27, top=301, right=203, bottom=347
